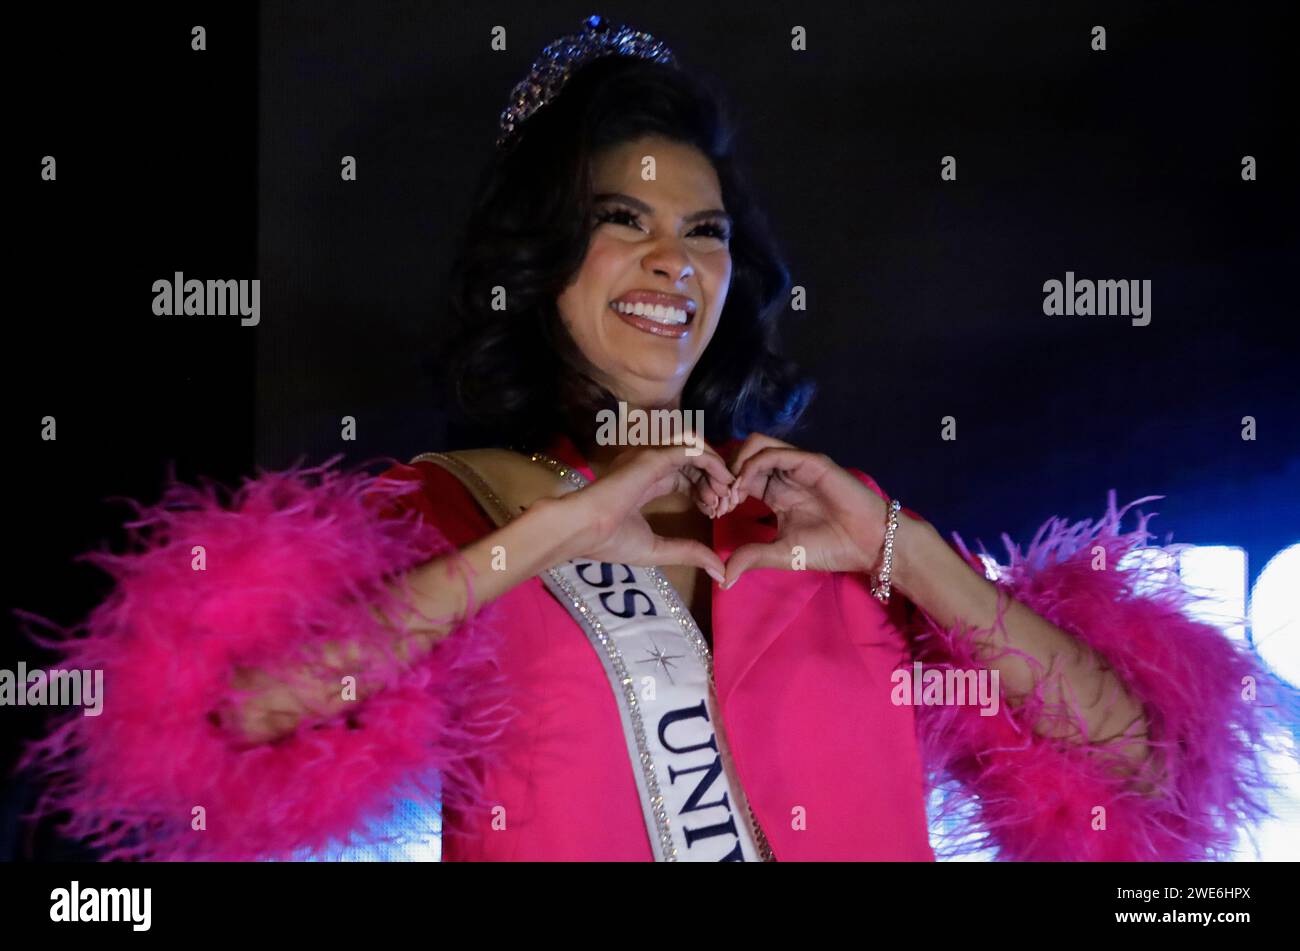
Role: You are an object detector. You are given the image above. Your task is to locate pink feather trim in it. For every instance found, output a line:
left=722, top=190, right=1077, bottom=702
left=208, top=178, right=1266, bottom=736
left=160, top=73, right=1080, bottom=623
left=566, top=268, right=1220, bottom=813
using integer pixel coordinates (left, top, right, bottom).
left=18, top=457, right=515, bottom=861
left=907, top=492, right=1292, bottom=861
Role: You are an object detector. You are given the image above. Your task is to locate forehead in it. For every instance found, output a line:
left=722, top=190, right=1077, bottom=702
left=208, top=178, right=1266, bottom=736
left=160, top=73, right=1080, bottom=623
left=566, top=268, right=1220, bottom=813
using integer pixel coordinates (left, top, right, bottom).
left=591, top=136, right=723, bottom=204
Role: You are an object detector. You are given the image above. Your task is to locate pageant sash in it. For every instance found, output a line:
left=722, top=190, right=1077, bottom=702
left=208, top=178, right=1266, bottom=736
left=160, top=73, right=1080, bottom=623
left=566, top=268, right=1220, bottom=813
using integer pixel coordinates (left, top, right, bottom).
left=412, top=450, right=773, bottom=862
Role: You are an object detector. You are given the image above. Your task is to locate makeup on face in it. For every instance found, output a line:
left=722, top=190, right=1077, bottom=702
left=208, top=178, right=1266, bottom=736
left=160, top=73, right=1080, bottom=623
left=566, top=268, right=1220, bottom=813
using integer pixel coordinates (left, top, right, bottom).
left=592, top=190, right=730, bottom=341
left=555, top=136, right=733, bottom=409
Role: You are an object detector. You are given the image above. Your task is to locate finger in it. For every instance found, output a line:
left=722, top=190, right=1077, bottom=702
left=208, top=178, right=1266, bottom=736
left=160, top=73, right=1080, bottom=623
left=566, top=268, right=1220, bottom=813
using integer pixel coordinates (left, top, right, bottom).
left=733, top=447, right=830, bottom=500
left=719, top=478, right=744, bottom=516
left=709, top=469, right=749, bottom=517
left=626, top=445, right=733, bottom=513
left=664, top=466, right=714, bottom=510
left=721, top=541, right=790, bottom=589
left=658, top=427, right=717, bottom=454
left=685, top=469, right=723, bottom=517
left=633, top=449, right=704, bottom=502
left=684, top=444, right=736, bottom=494
left=648, top=535, right=727, bottom=584
left=727, top=432, right=795, bottom=476
left=654, top=432, right=727, bottom=462
left=653, top=443, right=735, bottom=498
left=686, top=465, right=738, bottom=517
left=641, top=441, right=725, bottom=481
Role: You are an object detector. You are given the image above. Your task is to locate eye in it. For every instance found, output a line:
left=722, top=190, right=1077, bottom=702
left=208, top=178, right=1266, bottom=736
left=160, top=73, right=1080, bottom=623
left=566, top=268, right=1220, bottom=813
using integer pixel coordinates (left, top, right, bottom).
left=689, top=221, right=731, bottom=243
left=593, top=207, right=642, bottom=230
left=593, top=205, right=731, bottom=244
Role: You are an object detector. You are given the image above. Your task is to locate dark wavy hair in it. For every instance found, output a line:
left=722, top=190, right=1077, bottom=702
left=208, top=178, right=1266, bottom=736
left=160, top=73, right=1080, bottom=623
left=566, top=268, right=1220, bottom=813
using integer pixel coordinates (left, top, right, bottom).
left=441, top=54, right=815, bottom=451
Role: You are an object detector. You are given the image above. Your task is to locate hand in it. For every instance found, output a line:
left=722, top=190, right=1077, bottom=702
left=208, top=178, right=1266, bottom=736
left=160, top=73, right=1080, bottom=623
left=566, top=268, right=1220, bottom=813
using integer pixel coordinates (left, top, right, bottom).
left=553, top=443, right=737, bottom=583
left=721, top=433, right=892, bottom=589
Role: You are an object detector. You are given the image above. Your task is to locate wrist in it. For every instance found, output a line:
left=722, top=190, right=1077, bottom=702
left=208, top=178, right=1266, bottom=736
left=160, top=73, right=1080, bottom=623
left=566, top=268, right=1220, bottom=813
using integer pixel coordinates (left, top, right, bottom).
left=525, top=494, right=591, bottom=565
left=887, top=516, right=940, bottom=601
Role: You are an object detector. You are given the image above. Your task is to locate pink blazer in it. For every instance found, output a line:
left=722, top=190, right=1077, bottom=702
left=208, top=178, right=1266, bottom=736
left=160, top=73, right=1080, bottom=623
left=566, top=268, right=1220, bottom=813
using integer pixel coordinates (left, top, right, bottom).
left=384, top=433, right=936, bottom=861
left=30, top=429, right=1276, bottom=861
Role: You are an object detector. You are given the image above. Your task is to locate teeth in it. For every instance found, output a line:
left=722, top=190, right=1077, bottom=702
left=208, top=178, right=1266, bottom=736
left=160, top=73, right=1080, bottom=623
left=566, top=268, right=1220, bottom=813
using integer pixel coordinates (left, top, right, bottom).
left=611, top=300, right=689, bottom=325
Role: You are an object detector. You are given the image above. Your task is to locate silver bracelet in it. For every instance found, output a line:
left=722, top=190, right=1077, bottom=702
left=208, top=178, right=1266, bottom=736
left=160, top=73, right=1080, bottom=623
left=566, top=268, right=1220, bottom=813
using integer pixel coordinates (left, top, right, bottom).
left=870, top=499, right=902, bottom=604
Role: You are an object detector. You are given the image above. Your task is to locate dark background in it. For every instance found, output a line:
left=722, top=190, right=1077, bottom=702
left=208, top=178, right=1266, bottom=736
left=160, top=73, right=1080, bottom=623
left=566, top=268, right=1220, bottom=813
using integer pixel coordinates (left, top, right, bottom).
left=5, top=0, right=1297, bottom=860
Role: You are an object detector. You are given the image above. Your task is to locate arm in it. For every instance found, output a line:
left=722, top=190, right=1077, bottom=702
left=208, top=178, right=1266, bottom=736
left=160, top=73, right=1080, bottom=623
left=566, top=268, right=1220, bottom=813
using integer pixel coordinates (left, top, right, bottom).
left=19, top=459, right=574, bottom=861
left=891, top=514, right=1152, bottom=772
left=228, top=492, right=577, bottom=744
left=865, top=477, right=1287, bottom=861
left=719, top=436, right=1286, bottom=861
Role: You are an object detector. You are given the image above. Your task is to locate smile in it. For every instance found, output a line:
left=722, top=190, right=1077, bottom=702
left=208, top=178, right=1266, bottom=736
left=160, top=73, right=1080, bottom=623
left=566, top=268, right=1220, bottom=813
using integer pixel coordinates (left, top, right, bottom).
left=608, top=291, right=697, bottom=339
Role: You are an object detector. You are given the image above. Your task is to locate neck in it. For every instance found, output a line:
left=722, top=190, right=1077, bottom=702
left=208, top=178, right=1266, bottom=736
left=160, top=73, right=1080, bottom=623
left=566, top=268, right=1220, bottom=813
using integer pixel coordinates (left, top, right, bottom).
left=567, top=395, right=690, bottom=481
left=582, top=440, right=621, bottom=481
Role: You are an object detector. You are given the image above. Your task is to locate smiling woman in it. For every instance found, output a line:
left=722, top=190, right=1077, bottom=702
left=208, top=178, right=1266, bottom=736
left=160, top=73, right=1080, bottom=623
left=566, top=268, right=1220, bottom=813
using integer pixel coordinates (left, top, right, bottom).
left=562, top=140, right=730, bottom=391
left=24, top=14, right=1290, bottom=864
left=442, top=43, right=813, bottom=452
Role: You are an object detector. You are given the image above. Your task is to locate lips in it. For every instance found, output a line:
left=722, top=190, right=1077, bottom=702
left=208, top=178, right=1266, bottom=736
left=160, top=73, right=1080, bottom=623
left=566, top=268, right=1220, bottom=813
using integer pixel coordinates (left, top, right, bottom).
left=608, top=290, right=697, bottom=336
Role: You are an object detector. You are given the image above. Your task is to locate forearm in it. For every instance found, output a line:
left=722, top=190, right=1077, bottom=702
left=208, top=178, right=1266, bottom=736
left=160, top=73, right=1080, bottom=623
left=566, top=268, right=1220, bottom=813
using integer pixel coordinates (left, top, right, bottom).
left=230, top=496, right=581, bottom=743
left=388, top=495, right=582, bottom=649
left=849, top=483, right=1277, bottom=859
left=23, top=459, right=540, bottom=860
left=890, top=516, right=1151, bottom=767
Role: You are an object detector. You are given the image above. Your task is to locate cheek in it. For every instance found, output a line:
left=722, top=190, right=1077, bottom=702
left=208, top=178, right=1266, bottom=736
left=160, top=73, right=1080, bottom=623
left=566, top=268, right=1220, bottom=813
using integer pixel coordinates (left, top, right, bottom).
left=558, top=244, right=624, bottom=350
left=563, top=240, right=625, bottom=316
left=582, top=235, right=632, bottom=289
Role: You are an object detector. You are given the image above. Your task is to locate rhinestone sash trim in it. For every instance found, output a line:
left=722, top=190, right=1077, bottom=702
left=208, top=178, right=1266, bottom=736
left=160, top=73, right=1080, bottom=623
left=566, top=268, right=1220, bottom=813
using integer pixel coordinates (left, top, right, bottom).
left=410, top=450, right=774, bottom=861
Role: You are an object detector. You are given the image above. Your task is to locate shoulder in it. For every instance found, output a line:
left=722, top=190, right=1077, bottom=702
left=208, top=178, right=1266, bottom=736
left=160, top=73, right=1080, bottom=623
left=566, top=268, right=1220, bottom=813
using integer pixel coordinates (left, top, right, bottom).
left=375, top=452, right=497, bottom=548
left=377, top=448, right=574, bottom=548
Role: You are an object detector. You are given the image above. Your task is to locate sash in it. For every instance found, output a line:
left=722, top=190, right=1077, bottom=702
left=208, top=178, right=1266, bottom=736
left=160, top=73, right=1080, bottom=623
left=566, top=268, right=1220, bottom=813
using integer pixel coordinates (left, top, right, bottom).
left=413, top=450, right=774, bottom=862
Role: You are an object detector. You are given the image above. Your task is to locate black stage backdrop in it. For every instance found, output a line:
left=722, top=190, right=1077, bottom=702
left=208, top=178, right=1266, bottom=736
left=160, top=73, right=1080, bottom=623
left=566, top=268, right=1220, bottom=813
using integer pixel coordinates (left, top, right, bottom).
left=5, top=0, right=1297, bottom=862
left=254, top=0, right=1299, bottom=569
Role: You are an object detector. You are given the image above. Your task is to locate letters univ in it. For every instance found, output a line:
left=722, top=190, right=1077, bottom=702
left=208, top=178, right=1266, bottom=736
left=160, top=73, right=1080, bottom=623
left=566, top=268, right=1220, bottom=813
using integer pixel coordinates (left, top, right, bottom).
left=571, top=559, right=762, bottom=860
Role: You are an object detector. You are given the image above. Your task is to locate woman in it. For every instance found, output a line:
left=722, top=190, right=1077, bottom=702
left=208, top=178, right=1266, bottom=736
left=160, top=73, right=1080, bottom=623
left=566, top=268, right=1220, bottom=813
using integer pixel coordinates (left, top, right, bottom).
left=24, top=16, right=1285, bottom=862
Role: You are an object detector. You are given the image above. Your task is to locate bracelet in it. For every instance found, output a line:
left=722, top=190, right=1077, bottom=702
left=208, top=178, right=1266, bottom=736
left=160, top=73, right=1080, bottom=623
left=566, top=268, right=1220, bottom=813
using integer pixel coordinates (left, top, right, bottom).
left=870, top=499, right=902, bottom=604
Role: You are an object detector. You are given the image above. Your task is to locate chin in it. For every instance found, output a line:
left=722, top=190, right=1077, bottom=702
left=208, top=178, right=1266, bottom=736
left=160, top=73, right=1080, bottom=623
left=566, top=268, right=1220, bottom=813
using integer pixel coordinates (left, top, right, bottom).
left=606, top=372, right=688, bottom=406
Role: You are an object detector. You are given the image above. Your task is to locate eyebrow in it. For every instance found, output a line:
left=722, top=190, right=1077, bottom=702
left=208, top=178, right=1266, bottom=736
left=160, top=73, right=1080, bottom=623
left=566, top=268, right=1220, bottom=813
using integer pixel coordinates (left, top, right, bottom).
left=594, top=192, right=732, bottom=227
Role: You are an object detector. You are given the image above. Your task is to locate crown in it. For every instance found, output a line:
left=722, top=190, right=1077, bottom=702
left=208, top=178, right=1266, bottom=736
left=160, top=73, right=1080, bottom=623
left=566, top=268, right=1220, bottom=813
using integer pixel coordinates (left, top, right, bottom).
left=496, top=14, right=677, bottom=152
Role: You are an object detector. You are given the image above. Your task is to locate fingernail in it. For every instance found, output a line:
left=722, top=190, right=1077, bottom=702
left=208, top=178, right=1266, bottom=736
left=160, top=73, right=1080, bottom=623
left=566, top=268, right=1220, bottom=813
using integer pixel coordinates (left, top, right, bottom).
left=707, top=568, right=725, bottom=585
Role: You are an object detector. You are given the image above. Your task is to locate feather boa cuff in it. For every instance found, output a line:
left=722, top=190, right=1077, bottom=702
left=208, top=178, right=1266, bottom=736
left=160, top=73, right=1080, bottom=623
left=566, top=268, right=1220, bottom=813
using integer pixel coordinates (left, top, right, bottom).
left=19, top=459, right=513, bottom=861
left=908, top=493, right=1292, bottom=861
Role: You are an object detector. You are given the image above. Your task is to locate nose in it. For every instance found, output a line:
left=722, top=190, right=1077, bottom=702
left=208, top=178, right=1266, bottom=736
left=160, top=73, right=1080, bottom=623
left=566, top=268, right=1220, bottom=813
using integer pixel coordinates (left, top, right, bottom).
left=642, top=238, right=694, bottom=286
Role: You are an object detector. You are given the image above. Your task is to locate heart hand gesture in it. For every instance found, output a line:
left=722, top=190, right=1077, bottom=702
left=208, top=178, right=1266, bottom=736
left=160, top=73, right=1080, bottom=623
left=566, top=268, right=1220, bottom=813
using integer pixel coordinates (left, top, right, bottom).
left=721, top=434, right=894, bottom=589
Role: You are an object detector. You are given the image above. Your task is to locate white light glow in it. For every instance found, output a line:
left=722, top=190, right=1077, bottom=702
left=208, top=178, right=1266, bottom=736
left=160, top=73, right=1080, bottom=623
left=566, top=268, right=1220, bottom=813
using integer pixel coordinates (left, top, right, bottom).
left=1251, top=544, right=1300, bottom=681
left=1179, top=545, right=1248, bottom=643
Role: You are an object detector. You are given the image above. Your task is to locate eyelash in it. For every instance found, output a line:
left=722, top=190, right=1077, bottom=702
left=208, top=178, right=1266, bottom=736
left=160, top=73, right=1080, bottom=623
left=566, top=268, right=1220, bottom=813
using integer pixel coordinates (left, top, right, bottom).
left=594, top=206, right=731, bottom=242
